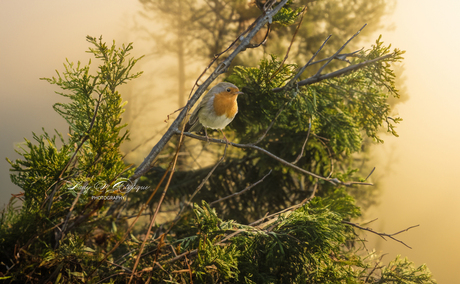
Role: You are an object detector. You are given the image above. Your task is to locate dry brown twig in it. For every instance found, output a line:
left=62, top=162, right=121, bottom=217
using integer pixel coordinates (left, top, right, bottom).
left=269, top=5, right=308, bottom=80
left=342, top=220, right=420, bottom=249
left=365, top=253, right=387, bottom=283
left=128, top=122, right=189, bottom=283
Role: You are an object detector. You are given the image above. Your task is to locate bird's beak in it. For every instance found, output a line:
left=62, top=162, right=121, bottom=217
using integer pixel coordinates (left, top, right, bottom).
left=236, top=91, right=244, bottom=95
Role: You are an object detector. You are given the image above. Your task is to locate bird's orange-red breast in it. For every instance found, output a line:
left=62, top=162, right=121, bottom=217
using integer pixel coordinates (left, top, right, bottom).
left=187, top=82, right=243, bottom=138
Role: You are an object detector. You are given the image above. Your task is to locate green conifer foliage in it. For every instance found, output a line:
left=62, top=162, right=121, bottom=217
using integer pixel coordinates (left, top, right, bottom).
left=2, top=36, right=142, bottom=283
left=0, top=3, right=436, bottom=283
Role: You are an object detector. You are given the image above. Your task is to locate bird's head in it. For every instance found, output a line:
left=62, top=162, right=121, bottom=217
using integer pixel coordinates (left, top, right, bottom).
left=213, top=82, right=244, bottom=98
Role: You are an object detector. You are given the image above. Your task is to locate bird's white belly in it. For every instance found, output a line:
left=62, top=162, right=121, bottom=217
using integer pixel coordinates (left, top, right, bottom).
left=199, top=111, right=234, bottom=129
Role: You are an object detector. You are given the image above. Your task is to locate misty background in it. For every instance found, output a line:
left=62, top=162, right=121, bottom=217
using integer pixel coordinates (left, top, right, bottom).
left=1, top=0, right=459, bottom=282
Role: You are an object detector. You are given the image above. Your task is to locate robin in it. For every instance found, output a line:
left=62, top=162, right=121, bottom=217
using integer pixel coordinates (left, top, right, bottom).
left=186, top=82, right=243, bottom=142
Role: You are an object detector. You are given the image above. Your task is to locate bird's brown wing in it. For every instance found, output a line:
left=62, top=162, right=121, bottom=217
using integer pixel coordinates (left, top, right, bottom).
left=186, top=102, right=203, bottom=132
left=186, top=85, right=219, bottom=132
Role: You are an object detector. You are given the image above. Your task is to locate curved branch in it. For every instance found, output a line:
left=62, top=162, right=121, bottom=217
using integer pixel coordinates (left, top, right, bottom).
left=174, top=129, right=372, bottom=187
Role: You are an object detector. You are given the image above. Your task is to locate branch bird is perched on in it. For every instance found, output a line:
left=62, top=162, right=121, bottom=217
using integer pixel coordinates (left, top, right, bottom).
left=186, top=82, right=243, bottom=142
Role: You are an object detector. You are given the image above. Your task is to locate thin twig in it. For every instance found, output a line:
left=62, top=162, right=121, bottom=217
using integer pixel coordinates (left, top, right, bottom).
left=105, top=260, right=133, bottom=273
left=315, top=24, right=367, bottom=77
left=309, top=49, right=363, bottom=66
left=292, top=117, right=311, bottom=164
left=315, top=134, right=334, bottom=178
left=247, top=24, right=271, bottom=48
left=95, top=272, right=128, bottom=284
left=175, top=130, right=372, bottom=186
left=253, top=99, right=291, bottom=145
left=365, top=253, right=387, bottom=283
left=250, top=182, right=318, bottom=227
left=55, top=181, right=89, bottom=248
left=365, top=167, right=376, bottom=182
left=342, top=221, right=420, bottom=249
left=269, top=5, right=308, bottom=80
left=123, top=124, right=169, bottom=159
left=273, top=53, right=395, bottom=92
left=209, top=170, right=272, bottom=206
left=290, top=35, right=332, bottom=85
left=128, top=121, right=189, bottom=283
left=89, top=160, right=174, bottom=278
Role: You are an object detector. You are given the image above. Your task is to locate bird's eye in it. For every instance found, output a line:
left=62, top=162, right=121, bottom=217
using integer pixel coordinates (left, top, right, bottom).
left=226, top=88, right=231, bottom=92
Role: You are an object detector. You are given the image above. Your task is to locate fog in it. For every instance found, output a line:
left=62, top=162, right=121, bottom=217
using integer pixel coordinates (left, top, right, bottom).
left=1, top=1, right=458, bottom=282
left=363, top=1, right=460, bottom=281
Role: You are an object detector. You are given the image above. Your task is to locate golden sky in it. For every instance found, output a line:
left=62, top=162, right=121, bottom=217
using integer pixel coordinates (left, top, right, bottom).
left=1, top=1, right=458, bottom=282
left=363, top=1, right=460, bottom=281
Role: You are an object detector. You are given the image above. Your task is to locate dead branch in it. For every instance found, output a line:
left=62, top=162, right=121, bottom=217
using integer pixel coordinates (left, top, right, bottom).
left=269, top=5, right=308, bottom=80
left=315, top=24, right=367, bottom=77
left=174, top=129, right=372, bottom=187
left=209, top=170, right=272, bottom=206
left=249, top=182, right=317, bottom=227
left=365, top=253, right=387, bottom=283
left=291, top=117, right=311, bottom=165
left=342, top=220, right=420, bottom=249
left=272, top=53, right=395, bottom=92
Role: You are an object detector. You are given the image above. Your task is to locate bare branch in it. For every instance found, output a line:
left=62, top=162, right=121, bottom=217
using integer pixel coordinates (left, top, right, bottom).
left=292, top=118, right=311, bottom=165
left=250, top=182, right=318, bottom=227
left=342, top=220, right=420, bottom=249
left=90, top=158, right=175, bottom=278
left=252, top=98, right=291, bottom=145
left=365, top=253, right=387, bottom=283
left=175, top=130, right=372, bottom=187
left=309, top=49, right=363, bottom=66
left=209, top=170, right=272, bottom=206
left=365, top=167, right=376, bottom=182
left=290, top=35, right=332, bottom=84
left=273, top=53, right=395, bottom=92
left=269, top=5, right=308, bottom=80
left=56, top=181, right=89, bottom=246
left=315, top=24, right=367, bottom=77
left=129, top=123, right=188, bottom=283
left=247, top=24, right=271, bottom=48
left=315, top=135, right=334, bottom=178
